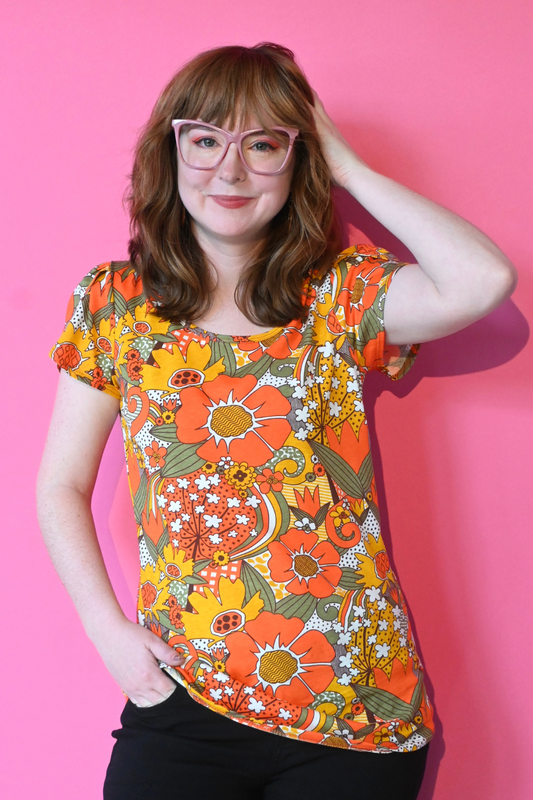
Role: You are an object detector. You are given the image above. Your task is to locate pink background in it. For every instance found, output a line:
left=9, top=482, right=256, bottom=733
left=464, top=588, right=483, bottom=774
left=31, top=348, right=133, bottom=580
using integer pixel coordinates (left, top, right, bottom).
left=2, top=1, right=532, bottom=797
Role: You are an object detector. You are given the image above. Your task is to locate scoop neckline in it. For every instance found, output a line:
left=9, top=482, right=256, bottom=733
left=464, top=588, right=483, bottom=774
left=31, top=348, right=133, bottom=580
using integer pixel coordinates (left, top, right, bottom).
left=180, top=320, right=299, bottom=343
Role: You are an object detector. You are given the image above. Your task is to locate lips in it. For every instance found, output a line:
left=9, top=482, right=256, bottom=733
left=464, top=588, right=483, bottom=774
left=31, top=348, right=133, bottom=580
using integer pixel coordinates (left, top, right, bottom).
left=210, top=195, right=254, bottom=208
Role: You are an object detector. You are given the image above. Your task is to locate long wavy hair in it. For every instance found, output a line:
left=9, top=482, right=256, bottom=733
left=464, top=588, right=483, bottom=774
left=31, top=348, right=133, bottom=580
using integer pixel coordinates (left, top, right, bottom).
left=127, top=43, right=341, bottom=327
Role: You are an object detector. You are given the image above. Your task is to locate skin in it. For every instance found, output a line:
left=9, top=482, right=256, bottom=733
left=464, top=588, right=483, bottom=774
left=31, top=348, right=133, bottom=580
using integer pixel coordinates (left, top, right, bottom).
left=37, top=91, right=517, bottom=707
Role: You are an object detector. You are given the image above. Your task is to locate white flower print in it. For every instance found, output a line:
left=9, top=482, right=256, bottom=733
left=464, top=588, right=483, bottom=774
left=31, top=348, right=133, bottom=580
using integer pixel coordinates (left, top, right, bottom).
left=318, top=340, right=335, bottom=357
left=278, top=708, right=291, bottom=720
left=337, top=673, right=351, bottom=686
left=292, top=384, right=307, bottom=399
left=331, top=376, right=340, bottom=389
left=294, top=407, right=310, bottom=423
left=245, top=495, right=261, bottom=508
left=378, top=620, right=389, bottom=631
left=208, top=533, right=223, bottom=545
left=209, top=688, right=223, bottom=702
left=195, top=475, right=211, bottom=491
left=235, top=514, right=250, bottom=525
left=168, top=500, right=181, bottom=513
left=243, top=686, right=255, bottom=695
left=176, top=478, right=190, bottom=489
left=195, top=504, right=205, bottom=514
left=248, top=697, right=266, bottom=714
left=375, top=643, right=391, bottom=659
left=204, top=513, right=222, bottom=528
left=166, top=483, right=176, bottom=494
left=294, top=428, right=307, bottom=441
left=329, top=401, right=342, bottom=417
left=157, top=495, right=168, bottom=509
left=226, top=497, right=241, bottom=508
left=339, top=653, right=353, bottom=668
left=170, top=519, right=182, bottom=534
left=206, top=493, right=220, bottom=504
left=366, top=586, right=381, bottom=602
left=227, top=530, right=238, bottom=538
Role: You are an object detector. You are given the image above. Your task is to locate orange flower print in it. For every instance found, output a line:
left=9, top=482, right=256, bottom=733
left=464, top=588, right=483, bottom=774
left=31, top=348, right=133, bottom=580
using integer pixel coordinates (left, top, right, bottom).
left=267, top=528, right=342, bottom=598
left=53, top=342, right=82, bottom=371
left=145, top=441, right=167, bottom=468
left=90, top=366, right=107, bottom=390
left=257, top=468, right=284, bottom=494
left=141, top=580, right=158, bottom=610
left=125, top=348, right=143, bottom=381
left=175, top=374, right=291, bottom=467
left=374, top=551, right=390, bottom=579
left=225, top=612, right=335, bottom=706
left=337, top=260, right=383, bottom=328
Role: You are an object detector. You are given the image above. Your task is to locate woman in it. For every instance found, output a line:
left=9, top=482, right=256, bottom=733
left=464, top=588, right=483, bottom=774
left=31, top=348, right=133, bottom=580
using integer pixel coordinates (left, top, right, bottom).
left=37, top=43, right=516, bottom=799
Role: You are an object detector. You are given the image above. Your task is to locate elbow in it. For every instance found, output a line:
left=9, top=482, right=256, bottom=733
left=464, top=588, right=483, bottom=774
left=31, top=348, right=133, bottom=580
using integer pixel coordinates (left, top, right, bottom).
left=490, top=258, right=518, bottom=307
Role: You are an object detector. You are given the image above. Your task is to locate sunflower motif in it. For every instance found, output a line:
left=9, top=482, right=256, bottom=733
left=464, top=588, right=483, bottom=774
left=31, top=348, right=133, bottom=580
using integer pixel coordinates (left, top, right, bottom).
left=180, top=576, right=263, bottom=642
left=139, top=340, right=225, bottom=393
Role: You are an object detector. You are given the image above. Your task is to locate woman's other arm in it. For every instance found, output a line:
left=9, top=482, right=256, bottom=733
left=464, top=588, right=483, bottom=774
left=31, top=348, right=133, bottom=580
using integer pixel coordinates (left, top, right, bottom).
left=37, top=372, right=185, bottom=706
left=311, top=93, right=518, bottom=345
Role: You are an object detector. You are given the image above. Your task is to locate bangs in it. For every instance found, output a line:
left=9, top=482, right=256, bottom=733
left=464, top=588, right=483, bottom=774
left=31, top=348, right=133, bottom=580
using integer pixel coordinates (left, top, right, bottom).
left=175, top=48, right=311, bottom=133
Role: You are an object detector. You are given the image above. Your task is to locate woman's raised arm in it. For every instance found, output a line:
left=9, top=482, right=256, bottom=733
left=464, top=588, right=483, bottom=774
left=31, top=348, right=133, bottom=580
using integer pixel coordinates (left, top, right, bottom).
left=37, top=371, right=185, bottom=706
left=311, top=93, right=518, bottom=345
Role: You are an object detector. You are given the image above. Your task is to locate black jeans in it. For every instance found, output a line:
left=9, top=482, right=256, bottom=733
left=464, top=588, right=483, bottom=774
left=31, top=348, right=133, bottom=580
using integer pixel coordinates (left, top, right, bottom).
left=104, top=684, right=429, bottom=800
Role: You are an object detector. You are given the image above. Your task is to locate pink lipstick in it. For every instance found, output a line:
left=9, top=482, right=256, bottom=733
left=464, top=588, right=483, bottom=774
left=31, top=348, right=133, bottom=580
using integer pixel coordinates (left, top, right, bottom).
left=210, top=195, right=253, bottom=208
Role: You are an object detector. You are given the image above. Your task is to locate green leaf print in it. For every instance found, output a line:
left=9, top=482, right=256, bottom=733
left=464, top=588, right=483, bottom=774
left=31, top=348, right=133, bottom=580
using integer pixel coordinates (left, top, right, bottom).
left=355, top=675, right=424, bottom=722
left=92, top=303, right=115, bottom=328
left=150, top=423, right=178, bottom=442
left=235, top=355, right=274, bottom=380
left=275, top=593, right=316, bottom=622
left=111, top=288, right=128, bottom=318
left=160, top=442, right=205, bottom=478
left=240, top=560, right=276, bottom=613
left=207, top=338, right=236, bottom=376
left=338, top=568, right=364, bottom=591
left=356, top=301, right=383, bottom=353
left=133, top=470, right=148, bottom=524
left=309, top=440, right=366, bottom=499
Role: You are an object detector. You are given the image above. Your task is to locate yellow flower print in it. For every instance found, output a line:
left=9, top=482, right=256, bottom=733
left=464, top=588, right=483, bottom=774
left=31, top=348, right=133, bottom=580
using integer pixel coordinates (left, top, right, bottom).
left=226, top=462, right=256, bottom=490
left=140, top=340, right=225, bottom=393
left=180, top=577, right=263, bottom=642
left=156, top=544, right=195, bottom=582
left=373, top=726, right=391, bottom=745
left=212, top=550, right=230, bottom=567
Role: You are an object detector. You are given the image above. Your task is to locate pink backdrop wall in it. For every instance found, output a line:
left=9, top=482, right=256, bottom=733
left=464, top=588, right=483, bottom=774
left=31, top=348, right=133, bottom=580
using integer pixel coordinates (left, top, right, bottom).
left=2, top=1, right=532, bottom=797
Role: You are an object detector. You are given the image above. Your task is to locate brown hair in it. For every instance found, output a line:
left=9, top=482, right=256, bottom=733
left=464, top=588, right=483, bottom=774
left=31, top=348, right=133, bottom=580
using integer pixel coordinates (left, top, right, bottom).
left=127, top=43, right=341, bottom=326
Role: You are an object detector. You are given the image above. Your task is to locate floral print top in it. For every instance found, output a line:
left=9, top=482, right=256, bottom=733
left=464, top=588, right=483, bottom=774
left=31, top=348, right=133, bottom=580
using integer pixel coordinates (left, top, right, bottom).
left=52, top=244, right=433, bottom=753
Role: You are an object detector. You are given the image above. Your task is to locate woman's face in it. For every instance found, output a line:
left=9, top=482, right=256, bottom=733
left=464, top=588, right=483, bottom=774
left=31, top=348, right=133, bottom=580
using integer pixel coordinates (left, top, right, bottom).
left=177, top=115, right=295, bottom=249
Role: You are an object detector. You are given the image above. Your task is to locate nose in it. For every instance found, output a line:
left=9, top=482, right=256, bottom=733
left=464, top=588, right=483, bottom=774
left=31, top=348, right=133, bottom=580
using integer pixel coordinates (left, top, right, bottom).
left=217, top=142, right=247, bottom=183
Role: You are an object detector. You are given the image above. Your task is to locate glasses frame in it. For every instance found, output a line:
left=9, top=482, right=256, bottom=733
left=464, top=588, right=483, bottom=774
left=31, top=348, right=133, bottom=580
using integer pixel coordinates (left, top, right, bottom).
left=172, top=119, right=299, bottom=176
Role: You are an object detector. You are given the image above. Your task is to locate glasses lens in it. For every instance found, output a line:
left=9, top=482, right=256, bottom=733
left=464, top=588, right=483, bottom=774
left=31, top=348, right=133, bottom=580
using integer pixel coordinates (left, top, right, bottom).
left=178, top=124, right=227, bottom=169
left=241, top=130, right=290, bottom=173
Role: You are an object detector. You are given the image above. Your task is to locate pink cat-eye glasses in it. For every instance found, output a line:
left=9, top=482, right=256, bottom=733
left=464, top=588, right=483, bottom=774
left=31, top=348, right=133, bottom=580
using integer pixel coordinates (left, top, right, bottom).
left=172, top=119, right=299, bottom=176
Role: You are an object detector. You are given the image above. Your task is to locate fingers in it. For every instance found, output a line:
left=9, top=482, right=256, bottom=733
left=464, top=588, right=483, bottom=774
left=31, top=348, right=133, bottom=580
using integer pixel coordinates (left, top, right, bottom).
left=146, top=630, right=187, bottom=667
left=130, top=683, right=177, bottom=709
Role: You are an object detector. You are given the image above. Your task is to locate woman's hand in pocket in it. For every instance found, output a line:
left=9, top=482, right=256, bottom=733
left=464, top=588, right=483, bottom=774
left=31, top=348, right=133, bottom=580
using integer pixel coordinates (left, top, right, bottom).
left=91, top=616, right=186, bottom=707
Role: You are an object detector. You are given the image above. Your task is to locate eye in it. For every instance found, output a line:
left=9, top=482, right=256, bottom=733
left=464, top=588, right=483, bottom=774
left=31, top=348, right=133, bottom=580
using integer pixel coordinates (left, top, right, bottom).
left=193, top=136, right=219, bottom=149
left=250, top=139, right=277, bottom=152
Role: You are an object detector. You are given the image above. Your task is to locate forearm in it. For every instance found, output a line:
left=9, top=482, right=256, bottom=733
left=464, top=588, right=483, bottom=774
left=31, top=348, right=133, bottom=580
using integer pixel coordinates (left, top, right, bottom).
left=342, top=160, right=516, bottom=303
left=37, top=482, right=126, bottom=644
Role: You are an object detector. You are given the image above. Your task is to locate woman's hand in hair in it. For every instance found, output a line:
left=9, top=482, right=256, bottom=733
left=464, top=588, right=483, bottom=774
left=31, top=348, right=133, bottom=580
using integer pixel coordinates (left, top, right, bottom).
left=310, top=90, right=367, bottom=189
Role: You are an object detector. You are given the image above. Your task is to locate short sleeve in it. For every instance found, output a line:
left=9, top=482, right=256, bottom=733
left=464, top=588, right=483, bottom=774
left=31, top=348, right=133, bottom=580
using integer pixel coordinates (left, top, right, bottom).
left=50, top=264, right=121, bottom=398
left=334, top=245, right=420, bottom=380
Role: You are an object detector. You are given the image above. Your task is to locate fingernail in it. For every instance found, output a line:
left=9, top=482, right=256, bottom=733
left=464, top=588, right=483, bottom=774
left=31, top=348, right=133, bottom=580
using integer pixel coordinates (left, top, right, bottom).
left=172, top=654, right=183, bottom=663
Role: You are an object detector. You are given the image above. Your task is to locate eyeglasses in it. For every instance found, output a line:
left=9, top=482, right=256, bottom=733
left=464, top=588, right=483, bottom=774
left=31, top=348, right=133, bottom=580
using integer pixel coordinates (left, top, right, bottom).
left=172, top=119, right=299, bottom=175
